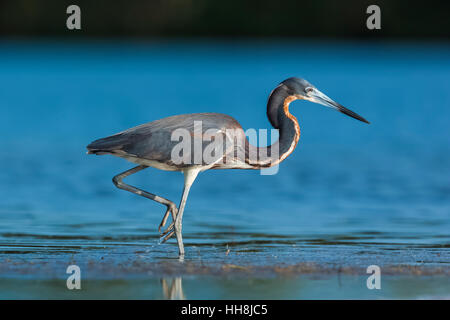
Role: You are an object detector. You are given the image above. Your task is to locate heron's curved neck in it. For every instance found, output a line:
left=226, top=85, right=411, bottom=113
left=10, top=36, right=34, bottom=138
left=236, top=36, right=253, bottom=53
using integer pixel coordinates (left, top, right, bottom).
left=247, top=86, right=300, bottom=168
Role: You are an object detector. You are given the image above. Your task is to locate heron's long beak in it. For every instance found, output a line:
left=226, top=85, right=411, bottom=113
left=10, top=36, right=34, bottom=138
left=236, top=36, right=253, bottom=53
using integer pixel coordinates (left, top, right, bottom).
left=305, top=88, right=369, bottom=124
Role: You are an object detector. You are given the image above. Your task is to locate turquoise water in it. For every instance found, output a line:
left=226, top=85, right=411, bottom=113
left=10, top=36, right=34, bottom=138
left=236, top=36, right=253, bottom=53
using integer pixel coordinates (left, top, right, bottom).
left=0, top=40, right=449, bottom=299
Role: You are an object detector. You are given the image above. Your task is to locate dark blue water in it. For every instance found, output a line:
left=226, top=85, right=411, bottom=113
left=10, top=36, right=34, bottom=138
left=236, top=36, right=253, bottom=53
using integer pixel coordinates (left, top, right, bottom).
left=0, top=40, right=449, bottom=299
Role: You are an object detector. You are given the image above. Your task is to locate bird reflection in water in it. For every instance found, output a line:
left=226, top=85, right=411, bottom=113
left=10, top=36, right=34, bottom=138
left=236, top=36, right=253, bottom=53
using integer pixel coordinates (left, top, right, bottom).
left=161, top=277, right=186, bottom=300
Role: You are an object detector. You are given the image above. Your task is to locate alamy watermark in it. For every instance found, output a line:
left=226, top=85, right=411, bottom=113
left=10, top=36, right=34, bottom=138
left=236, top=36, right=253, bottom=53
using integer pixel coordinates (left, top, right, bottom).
left=366, top=265, right=381, bottom=289
left=169, top=121, right=281, bottom=175
left=66, top=5, right=81, bottom=30
left=366, top=5, right=381, bottom=30
left=65, top=4, right=382, bottom=34
left=66, top=265, right=81, bottom=290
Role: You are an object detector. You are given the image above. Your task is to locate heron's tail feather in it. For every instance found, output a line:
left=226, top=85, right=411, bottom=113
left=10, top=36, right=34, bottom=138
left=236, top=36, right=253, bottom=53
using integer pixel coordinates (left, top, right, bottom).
left=86, top=133, right=129, bottom=155
left=86, top=150, right=111, bottom=155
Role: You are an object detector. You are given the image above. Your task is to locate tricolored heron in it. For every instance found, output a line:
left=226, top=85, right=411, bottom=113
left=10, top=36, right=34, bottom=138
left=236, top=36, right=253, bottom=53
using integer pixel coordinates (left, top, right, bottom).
left=87, top=77, right=369, bottom=257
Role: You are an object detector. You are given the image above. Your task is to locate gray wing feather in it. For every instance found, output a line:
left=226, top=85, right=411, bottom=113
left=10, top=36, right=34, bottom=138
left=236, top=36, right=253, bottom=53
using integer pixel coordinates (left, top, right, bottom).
left=87, top=113, right=245, bottom=166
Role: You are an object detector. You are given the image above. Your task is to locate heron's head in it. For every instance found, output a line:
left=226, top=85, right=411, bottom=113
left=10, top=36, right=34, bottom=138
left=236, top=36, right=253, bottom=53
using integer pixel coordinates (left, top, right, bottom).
left=281, top=77, right=369, bottom=124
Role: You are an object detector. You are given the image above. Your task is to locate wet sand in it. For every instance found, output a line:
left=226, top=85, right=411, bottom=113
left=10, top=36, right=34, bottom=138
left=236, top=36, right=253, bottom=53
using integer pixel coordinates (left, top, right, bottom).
left=1, top=240, right=449, bottom=299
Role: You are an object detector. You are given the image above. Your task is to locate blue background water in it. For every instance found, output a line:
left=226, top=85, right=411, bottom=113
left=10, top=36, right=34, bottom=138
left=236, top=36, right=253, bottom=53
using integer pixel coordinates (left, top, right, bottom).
left=0, top=40, right=449, bottom=298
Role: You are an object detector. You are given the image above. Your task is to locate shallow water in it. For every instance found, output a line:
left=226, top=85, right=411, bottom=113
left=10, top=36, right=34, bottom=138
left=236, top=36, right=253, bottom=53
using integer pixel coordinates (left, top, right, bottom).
left=2, top=275, right=450, bottom=300
left=0, top=40, right=449, bottom=299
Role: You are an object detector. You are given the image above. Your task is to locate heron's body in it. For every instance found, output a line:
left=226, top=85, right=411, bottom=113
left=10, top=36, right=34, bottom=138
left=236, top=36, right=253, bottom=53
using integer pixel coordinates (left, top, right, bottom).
left=87, top=77, right=369, bottom=257
left=88, top=112, right=251, bottom=171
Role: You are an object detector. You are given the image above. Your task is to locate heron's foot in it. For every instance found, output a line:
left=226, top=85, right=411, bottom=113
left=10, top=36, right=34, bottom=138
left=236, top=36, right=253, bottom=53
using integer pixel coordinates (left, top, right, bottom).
left=161, top=228, right=175, bottom=243
left=158, top=204, right=178, bottom=240
left=159, top=223, right=176, bottom=243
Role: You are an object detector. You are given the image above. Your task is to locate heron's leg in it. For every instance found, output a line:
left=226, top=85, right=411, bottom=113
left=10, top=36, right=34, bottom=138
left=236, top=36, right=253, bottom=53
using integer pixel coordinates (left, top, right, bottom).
left=112, top=165, right=179, bottom=234
left=167, top=169, right=200, bottom=257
